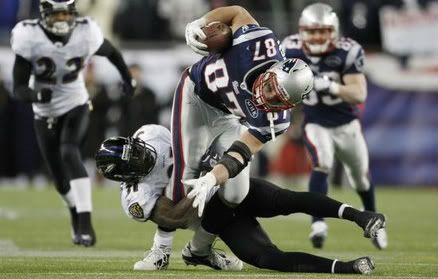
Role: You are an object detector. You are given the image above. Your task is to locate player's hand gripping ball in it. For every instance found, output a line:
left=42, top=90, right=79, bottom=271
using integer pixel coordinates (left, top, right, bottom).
left=200, top=21, right=232, bottom=53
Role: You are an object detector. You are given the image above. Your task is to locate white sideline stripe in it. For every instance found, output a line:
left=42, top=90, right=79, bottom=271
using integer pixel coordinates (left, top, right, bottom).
left=0, top=208, right=18, bottom=220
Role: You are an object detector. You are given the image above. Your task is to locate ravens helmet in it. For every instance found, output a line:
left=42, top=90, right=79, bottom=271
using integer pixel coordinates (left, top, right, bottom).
left=298, top=3, right=339, bottom=55
left=252, top=58, right=314, bottom=112
left=95, top=137, right=157, bottom=183
left=40, top=0, right=77, bottom=36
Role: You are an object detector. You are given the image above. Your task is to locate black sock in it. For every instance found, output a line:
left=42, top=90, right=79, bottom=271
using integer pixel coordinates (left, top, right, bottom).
left=334, top=260, right=355, bottom=273
left=342, top=206, right=370, bottom=229
left=357, top=183, right=376, bottom=212
left=309, top=171, right=329, bottom=223
left=69, top=207, right=79, bottom=235
left=77, top=212, right=92, bottom=235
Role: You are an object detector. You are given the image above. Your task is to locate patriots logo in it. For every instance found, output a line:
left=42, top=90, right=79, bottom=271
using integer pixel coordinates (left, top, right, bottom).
left=281, top=59, right=297, bottom=73
left=128, top=202, right=144, bottom=219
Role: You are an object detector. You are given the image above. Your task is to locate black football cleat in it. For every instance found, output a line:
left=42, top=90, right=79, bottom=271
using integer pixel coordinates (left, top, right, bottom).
left=352, top=257, right=375, bottom=274
left=362, top=212, right=386, bottom=239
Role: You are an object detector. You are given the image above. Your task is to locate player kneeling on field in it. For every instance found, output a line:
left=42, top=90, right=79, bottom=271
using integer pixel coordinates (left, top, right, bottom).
left=96, top=124, right=385, bottom=274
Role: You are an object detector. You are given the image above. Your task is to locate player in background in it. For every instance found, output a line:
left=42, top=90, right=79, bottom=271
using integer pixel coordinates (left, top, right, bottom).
left=281, top=2, right=388, bottom=249
left=171, top=6, right=313, bottom=260
left=10, top=0, right=135, bottom=247
left=95, top=124, right=384, bottom=274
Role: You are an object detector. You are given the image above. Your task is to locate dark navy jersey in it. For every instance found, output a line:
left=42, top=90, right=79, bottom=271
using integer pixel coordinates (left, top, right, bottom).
left=282, top=34, right=364, bottom=127
left=189, top=25, right=291, bottom=143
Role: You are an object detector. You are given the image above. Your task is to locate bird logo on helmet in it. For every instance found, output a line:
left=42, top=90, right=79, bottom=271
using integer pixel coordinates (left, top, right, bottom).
left=252, top=58, right=314, bottom=112
left=95, top=137, right=157, bottom=183
left=298, top=3, right=339, bottom=55
left=39, top=0, right=78, bottom=36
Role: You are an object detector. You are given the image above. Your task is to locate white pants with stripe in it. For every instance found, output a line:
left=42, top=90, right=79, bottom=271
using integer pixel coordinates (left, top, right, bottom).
left=304, top=119, right=371, bottom=191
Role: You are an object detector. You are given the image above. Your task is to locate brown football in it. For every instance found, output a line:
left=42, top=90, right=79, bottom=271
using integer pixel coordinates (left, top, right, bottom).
left=200, top=21, right=232, bottom=53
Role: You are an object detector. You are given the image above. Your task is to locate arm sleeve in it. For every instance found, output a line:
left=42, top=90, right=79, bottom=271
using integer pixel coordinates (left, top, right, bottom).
left=95, top=39, right=132, bottom=83
left=12, top=54, right=37, bottom=102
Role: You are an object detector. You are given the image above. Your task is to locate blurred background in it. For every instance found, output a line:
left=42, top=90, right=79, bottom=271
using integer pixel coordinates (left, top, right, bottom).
left=0, top=0, right=437, bottom=189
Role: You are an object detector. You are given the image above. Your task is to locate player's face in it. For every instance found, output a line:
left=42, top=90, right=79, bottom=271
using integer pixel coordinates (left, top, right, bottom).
left=261, top=79, right=282, bottom=107
left=302, top=28, right=331, bottom=45
left=47, top=10, right=73, bottom=25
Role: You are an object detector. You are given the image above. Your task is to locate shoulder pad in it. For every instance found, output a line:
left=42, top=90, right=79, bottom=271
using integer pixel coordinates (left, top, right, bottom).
left=76, top=17, right=104, bottom=54
left=281, top=34, right=302, bottom=50
left=10, top=20, right=39, bottom=58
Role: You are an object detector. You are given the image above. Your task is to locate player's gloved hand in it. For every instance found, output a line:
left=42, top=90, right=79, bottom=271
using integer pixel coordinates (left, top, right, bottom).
left=35, top=88, right=52, bottom=103
left=184, top=172, right=217, bottom=217
left=185, top=18, right=209, bottom=56
left=122, top=79, right=137, bottom=97
left=313, top=75, right=340, bottom=95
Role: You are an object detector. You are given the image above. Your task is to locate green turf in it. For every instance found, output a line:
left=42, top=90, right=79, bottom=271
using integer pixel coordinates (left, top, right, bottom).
left=0, top=185, right=437, bottom=279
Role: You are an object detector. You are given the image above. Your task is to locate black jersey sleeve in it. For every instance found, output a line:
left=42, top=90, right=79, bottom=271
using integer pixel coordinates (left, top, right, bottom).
left=12, top=54, right=37, bottom=102
left=94, top=39, right=132, bottom=84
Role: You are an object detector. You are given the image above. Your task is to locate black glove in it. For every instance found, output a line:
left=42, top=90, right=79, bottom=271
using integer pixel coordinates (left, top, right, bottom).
left=122, top=79, right=137, bottom=97
left=35, top=88, right=52, bottom=103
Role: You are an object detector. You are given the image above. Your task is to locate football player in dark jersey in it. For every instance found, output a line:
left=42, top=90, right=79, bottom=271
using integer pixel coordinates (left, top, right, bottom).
left=11, top=0, right=135, bottom=247
left=281, top=3, right=387, bottom=249
left=95, top=126, right=385, bottom=275
left=172, top=5, right=314, bottom=263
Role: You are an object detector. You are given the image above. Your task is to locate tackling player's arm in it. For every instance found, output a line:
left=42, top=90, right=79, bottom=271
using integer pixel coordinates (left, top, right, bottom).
left=149, top=196, right=197, bottom=230
left=12, top=55, right=52, bottom=103
left=336, top=73, right=367, bottom=104
left=94, top=39, right=135, bottom=96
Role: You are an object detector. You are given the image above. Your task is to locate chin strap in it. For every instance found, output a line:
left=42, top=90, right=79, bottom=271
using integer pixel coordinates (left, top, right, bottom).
left=267, top=112, right=276, bottom=141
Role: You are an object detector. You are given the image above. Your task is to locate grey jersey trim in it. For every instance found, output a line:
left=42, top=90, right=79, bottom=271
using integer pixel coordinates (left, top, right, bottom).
left=233, top=29, right=273, bottom=46
left=344, top=43, right=362, bottom=73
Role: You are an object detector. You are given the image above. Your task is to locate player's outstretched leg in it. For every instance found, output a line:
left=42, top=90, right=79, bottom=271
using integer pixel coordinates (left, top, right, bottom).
left=182, top=242, right=243, bottom=271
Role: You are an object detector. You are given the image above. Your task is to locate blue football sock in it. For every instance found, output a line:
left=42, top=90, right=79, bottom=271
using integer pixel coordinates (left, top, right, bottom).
left=309, top=170, right=328, bottom=222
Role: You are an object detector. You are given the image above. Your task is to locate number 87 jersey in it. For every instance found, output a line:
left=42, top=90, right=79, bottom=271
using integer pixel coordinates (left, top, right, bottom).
left=189, top=24, right=291, bottom=143
left=10, top=17, right=104, bottom=118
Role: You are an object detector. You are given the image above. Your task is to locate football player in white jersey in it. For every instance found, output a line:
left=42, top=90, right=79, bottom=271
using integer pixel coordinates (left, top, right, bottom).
left=281, top=3, right=387, bottom=250
left=10, top=0, right=135, bottom=247
left=95, top=124, right=385, bottom=275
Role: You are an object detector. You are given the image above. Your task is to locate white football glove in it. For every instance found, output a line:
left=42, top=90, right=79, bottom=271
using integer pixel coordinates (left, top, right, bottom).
left=185, top=18, right=209, bottom=56
left=184, top=172, right=217, bottom=217
left=313, top=75, right=340, bottom=95
left=313, top=75, right=332, bottom=92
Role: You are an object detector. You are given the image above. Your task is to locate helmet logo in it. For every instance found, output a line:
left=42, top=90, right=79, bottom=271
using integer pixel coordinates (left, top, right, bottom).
left=281, top=59, right=297, bottom=73
left=104, top=164, right=116, bottom=174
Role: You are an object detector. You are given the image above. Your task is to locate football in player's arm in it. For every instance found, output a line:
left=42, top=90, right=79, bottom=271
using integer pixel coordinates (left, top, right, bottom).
left=10, top=0, right=135, bottom=247
left=281, top=2, right=387, bottom=250
left=96, top=124, right=385, bottom=274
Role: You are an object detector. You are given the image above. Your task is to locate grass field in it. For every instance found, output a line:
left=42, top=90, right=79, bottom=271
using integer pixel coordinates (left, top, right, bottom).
left=0, top=184, right=437, bottom=279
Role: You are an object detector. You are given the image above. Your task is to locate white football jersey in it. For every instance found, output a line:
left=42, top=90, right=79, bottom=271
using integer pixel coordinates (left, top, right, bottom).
left=10, top=17, right=104, bottom=118
left=120, top=124, right=219, bottom=223
left=120, top=125, right=173, bottom=222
